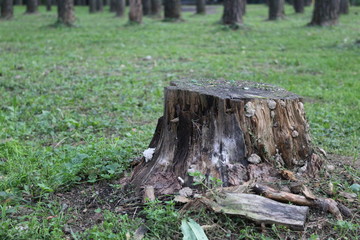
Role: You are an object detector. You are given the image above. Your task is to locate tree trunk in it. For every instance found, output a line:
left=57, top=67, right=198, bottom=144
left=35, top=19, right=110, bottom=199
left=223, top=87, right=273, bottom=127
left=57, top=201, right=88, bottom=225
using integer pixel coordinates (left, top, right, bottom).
left=309, top=0, right=340, bottom=26
left=115, top=0, right=125, bottom=17
left=15, top=0, right=23, bottom=5
left=196, top=0, right=206, bottom=14
left=96, top=0, right=104, bottom=11
left=304, top=0, right=312, bottom=6
left=338, top=0, right=349, bottom=14
left=293, top=0, right=304, bottom=13
left=142, top=0, right=151, bottom=15
left=129, top=0, right=142, bottom=23
left=241, top=0, right=246, bottom=15
left=222, top=0, right=244, bottom=26
left=130, top=80, right=317, bottom=195
left=150, top=0, right=161, bottom=16
left=268, top=0, right=285, bottom=20
left=164, top=0, right=181, bottom=21
left=26, top=0, right=38, bottom=14
left=110, top=0, right=116, bottom=12
left=1, top=0, right=14, bottom=20
left=46, top=0, right=52, bottom=11
left=89, top=0, right=97, bottom=12
left=57, top=0, right=75, bottom=26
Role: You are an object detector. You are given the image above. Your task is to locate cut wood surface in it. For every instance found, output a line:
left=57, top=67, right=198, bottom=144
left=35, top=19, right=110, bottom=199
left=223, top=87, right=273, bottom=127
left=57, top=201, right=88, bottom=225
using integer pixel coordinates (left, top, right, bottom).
left=201, top=193, right=309, bottom=230
left=131, top=80, right=317, bottom=194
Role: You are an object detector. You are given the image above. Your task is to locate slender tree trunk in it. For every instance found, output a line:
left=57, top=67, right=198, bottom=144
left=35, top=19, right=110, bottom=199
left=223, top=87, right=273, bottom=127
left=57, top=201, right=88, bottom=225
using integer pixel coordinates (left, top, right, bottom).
left=142, top=0, right=151, bottom=15
left=110, top=0, right=116, bottom=11
left=293, top=0, right=304, bottom=13
left=338, top=0, right=349, bottom=14
left=196, top=0, right=206, bottom=14
left=309, top=0, right=340, bottom=26
left=26, top=0, right=38, bottom=14
left=58, top=0, right=75, bottom=26
left=222, top=0, right=243, bottom=26
left=96, top=0, right=104, bottom=11
left=115, top=0, right=125, bottom=16
left=89, top=0, right=97, bottom=12
left=46, top=0, right=52, bottom=11
left=150, top=0, right=161, bottom=16
left=164, top=0, right=181, bottom=20
left=241, top=0, right=246, bottom=15
left=15, top=0, right=23, bottom=5
left=129, top=0, right=142, bottom=23
left=304, top=0, right=312, bottom=6
left=1, top=0, right=14, bottom=19
left=268, top=0, right=285, bottom=20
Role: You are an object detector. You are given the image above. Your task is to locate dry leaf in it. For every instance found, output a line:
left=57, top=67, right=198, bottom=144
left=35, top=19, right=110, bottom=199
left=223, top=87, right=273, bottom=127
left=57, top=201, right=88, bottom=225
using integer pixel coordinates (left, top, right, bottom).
left=281, top=170, right=297, bottom=181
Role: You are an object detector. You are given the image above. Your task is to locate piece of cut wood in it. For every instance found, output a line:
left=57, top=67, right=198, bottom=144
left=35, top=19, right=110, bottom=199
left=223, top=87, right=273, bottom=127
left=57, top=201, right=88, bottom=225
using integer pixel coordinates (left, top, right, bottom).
left=143, top=185, right=155, bottom=203
left=200, top=193, right=309, bottom=231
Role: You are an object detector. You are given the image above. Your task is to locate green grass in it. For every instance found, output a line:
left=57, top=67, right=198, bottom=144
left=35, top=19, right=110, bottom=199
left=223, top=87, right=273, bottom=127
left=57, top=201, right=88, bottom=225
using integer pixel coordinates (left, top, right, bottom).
left=0, top=4, right=359, bottom=239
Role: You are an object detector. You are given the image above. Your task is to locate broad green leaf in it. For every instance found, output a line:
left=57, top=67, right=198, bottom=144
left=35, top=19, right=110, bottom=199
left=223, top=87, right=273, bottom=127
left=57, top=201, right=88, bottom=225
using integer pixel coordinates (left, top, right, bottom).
left=181, top=218, right=208, bottom=240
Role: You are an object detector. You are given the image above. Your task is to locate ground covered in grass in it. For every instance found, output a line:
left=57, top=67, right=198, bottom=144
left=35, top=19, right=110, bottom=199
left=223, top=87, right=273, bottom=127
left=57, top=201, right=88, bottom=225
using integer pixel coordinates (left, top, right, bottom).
left=0, top=4, right=359, bottom=239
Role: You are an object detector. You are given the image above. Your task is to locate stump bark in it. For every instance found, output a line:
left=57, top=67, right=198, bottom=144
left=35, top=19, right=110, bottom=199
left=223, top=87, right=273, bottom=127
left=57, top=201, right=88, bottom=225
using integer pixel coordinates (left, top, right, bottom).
left=130, top=80, right=316, bottom=194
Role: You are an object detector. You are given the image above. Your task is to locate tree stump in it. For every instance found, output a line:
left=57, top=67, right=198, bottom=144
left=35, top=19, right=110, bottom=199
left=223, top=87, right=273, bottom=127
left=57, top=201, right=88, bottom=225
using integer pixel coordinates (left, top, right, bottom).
left=130, top=80, right=317, bottom=194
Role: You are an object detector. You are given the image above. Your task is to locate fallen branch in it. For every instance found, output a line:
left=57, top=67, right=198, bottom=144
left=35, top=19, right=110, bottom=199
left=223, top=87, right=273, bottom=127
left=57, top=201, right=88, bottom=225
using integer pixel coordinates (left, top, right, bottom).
left=252, top=184, right=352, bottom=220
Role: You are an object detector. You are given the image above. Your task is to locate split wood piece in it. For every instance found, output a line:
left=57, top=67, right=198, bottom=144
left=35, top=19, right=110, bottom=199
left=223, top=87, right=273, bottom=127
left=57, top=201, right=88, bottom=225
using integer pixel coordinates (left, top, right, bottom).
left=252, top=184, right=352, bottom=220
left=200, top=193, right=309, bottom=231
left=130, top=80, right=317, bottom=194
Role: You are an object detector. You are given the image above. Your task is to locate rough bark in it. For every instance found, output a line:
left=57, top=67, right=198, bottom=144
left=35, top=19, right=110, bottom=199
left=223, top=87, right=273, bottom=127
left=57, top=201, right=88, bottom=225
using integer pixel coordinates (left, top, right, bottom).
left=164, top=0, right=181, bottom=20
left=57, top=0, right=75, bottom=26
left=338, top=0, right=349, bottom=14
left=142, top=0, right=151, bottom=15
left=241, top=0, right=246, bottom=15
left=222, top=0, right=243, bottom=26
left=96, top=0, right=104, bottom=11
left=150, top=0, right=161, bottom=16
left=309, top=0, right=340, bottom=26
left=293, top=0, right=304, bottom=13
left=1, top=0, right=13, bottom=19
left=130, top=80, right=316, bottom=195
left=268, top=0, right=285, bottom=20
left=115, top=0, right=125, bottom=17
left=196, top=0, right=206, bottom=14
left=26, top=0, right=38, bottom=14
left=129, top=0, right=142, bottom=23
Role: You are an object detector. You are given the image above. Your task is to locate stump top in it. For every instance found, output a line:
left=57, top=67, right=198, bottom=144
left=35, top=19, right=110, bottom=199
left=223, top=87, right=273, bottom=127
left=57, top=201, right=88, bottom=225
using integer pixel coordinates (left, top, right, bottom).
left=169, top=80, right=301, bottom=100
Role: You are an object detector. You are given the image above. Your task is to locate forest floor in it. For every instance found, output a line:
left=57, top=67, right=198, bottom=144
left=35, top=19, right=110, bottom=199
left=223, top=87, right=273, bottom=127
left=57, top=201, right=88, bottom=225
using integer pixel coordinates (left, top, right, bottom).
left=0, top=4, right=359, bottom=240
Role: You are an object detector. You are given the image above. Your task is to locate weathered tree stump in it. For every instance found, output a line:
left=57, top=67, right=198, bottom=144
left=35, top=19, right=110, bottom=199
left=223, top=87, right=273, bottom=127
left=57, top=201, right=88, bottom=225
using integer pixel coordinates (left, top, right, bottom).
left=131, top=80, right=317, bottom=194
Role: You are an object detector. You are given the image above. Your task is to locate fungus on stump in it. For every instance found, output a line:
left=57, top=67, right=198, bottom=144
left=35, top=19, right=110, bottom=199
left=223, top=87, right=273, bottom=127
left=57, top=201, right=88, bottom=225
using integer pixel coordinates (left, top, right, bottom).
left=130, top=80, right=318, bottom=195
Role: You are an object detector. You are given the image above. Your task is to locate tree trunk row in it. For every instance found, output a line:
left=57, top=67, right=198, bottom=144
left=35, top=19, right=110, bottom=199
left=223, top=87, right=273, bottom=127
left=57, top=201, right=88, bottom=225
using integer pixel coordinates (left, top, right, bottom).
left=1, top=0, right=13, bottom=19
left=293, top=0, right=304, bottom=13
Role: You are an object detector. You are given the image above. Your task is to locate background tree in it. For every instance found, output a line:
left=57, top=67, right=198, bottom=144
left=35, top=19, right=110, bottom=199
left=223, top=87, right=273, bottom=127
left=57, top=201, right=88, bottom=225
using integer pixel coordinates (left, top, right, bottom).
left=196, top=0, right=206, bottom=14
left=309, top=0, right=340, bottom=26
left=129, top=0, right=142, bottom=23
left=338, top=0, right=349, bottom=14
left=89, top=0, right=97, bottom=13
left=26, top=0, right=38, bottom=14
left=150, top=0, right=161, bottom=16
left=115, top=0, right=125, bottom=17
left=304, top=0, right=312, bottom=6
left=293, top=0, right=304, bottom=13
left=142, top=0, right=151, bottom=15
left=110, top=0, right=116, bottom=12
left=58, top=0, right=75, bottom=26
left=96, top=0, right=104, bottom=11
left=268, top=0, right=285, bottom=20
left=164, top=0, right=181, bottom=21
left=1, top=0, right=14, bottom=20
left=46, top=0, right=52, bottom=11
left=222, top=0, right=244, bottom=26
left=15, top=0, right=23, bottom=5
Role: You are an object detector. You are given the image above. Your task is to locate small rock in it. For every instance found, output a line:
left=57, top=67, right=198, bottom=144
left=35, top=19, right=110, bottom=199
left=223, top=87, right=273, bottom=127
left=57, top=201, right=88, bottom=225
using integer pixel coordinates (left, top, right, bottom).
left=247, top=154, right=261, bottom=164
left=292, top=130, right=299, bottom=138
left=143, top=55, right=152, bottom=61
left=179, top=187, right=193, bottom=197
left=326, top=164, right=335, bottom=172
left=267, top=100, right=277, bottom=110
left=244, top=102, right=256, bottom=117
